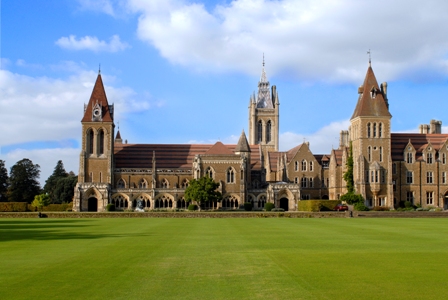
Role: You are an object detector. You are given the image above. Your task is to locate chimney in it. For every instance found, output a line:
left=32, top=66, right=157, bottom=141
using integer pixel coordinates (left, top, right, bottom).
left=339, top=130, right=349, bottom=149
left=419, top=124, right=430, bottom=134
left=430, top=119, right=442, bottom=134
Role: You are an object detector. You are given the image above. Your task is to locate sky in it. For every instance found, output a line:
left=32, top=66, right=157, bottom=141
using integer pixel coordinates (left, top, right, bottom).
left=2, top=0, right=448, bottom=186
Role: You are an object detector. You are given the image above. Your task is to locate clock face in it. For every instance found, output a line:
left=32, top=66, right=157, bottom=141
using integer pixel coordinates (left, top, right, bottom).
left=93, top=109, right=100, bottom=117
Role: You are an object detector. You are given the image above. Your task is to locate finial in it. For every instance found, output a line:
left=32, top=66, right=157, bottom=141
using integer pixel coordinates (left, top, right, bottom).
left=117, top=121, right=120, bottom=130
left=98, top=64, right=101, bottom=74
left=367, top=49, right=371, bottom=66
left=262, top=53, right=265, bottom=67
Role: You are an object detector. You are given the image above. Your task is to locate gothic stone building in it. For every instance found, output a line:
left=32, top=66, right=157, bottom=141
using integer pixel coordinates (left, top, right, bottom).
left=73, top=62, right=448, bottom=211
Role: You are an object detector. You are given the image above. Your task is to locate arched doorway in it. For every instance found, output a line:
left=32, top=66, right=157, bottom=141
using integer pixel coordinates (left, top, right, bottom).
left=279, top=198, right=289, bottom=211
left=88, top=197, right=98, bottom=212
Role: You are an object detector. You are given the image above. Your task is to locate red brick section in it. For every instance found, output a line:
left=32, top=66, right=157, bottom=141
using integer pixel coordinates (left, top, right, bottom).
left=81, top=74, right=113, bottom=122
left=391, top=133, right=448, bottom=161
left=351, top=65, right=391, bottom=119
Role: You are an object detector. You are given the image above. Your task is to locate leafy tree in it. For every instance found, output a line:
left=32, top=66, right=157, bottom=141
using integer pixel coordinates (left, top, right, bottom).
left=0, top=160, right=8, bottom=202
left=32, top=194, right=50, bottom=210
left=8, top=158, right=41, bottom=203
left=343, top=142, right=354, bottom=194
left=184, top=176, right=222, bottom=210
left=44, top=160, right=68, bottom=203
left=53, top=175, right=78, bottom=203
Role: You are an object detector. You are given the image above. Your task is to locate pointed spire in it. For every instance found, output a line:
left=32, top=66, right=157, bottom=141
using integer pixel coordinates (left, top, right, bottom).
left=235, top=130, right=251, bottom=153
left=115, top=130, right=122, bottom=144
left=82, top=73, right=113, bottom=122
left=256, top=55, right=273, bottom=109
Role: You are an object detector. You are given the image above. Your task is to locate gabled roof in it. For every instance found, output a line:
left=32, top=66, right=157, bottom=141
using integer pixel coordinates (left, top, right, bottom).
left=115, top=130, right=122, bottom=140
left=351, top=65, right=391, bottom=119
left=235, top=131, right=251, bottom=153
left=82, top=74, right=113, bottom=122
left=391, top=133, right=448, bottom=161
left=204, top=141, right=234, bottom=155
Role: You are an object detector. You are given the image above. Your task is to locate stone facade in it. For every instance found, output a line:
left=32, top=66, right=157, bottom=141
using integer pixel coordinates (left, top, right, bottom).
left=73, top=62, right=448, bottom=211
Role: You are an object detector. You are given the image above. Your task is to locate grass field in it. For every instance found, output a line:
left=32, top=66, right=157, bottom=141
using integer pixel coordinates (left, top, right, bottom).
left=1, top=218, right=448, bottom=299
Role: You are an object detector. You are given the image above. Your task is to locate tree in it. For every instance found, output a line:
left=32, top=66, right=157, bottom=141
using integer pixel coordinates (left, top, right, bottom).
left=8, top=158, right=41, bottom=203
left=0, top=160, right=8, bottom=202
left=53, top=175, right=78, bottom=203
left=44, top=160, right=68, bottom=203
left=31, top=194, right=50, bottom=210
left=343, top=142, right=354, bottom=194
left=184, top=176, right=222, bottom=210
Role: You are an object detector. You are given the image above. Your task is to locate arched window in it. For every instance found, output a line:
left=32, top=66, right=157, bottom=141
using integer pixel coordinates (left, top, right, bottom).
left=98, top=129, right=105, bottom=155
left=257, top=120, right=263, bottom=142
left=88, top=129, right=94, bottom=154
left=301, top=160, right=307, bottom=172
left=294, top=161, right=299, bottom=171
left=205, top=167, right=214, bottom=178
left=367, top=123, right=371, bottom=138
left=379, top=123, right=383, bottom=138
left=117, top=179, right=125, bottom=188
left=309, top=161, right=313, bottom=172
left=266, top=120, right=272, bottom=143
left=227, top=168, right=235, bottom=183
left=139, top=179, right=147, bottom=189
left=258, top=195, right=266, bottom=208
left=373, top=123, right=377, bottom=138
left=301, top=177, right=307, bottom=188
left=161, top=179, right=169, bottom=188
left=368, top=146, right=371, bottom=162
left=443, top=153, right=446, bottom=165
left=309, top=177, right=313, bottom=188
left=181, top=179, right=189, bottom=188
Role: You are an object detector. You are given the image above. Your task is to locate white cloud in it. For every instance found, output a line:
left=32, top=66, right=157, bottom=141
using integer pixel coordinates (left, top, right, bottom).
left=55, top=35, right=129, bottom=52
left=125, top=0, right=448, bottom=83
left=280, top=120, right=350, bottom=153
left=77, top=0, right=118, bottom=16
left=0, top=148, right=80, bottom=187
left=0, top=66, right=150, bottom=148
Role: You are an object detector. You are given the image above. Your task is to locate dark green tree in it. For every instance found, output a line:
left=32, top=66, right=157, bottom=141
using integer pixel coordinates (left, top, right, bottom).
left=343, top=142, right=354, bottom=194
left=53, top=175, right=78, bottom=203
left=184, top=176, right=222, bottom=210
left=44, top=160, right=68, bottom=203
left=8, top=158, right=41, bottom=203
left=0, top=160, right=8, bottom=202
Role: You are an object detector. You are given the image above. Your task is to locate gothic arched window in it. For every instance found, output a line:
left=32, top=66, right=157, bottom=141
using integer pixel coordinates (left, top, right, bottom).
left=205, top=167, right=214, bottom=178
left=379, top=123, right=383, bottom=138
left=367, top=123, right=371, bottom=138
left=161, top=178, right=169, bottom=188
left=227, top=168, right=235, bottom=183
left=257, top=120, right=263, bottom=142
left=88, top=129, right=94, bottom=154
left=117, top=179, right=125, bottom=188
left=266, top=120, right=272, bottom=143
left=98, top=129, right=105, bottom=155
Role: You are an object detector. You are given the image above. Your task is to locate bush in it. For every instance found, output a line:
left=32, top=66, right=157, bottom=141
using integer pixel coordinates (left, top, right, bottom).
left=188, top=204, right=198, bottom=211
left=271, top=208, right=285, bottom=212
left=0, top=202, right=29, bottom=212
left=244, top=202, right=253, bottom=211
left=404, top=201, right=413, bottom=209
left=264, top=202, right=275, bottom=211
left=354, top=202, right=369, bottom=211
left=372, top=206, right=390, bottom=211
left=340, top=193, right=364, bottom=205
left=298, top=200, right=340, bottom=212
left=106, top=204, right=115, bottom=212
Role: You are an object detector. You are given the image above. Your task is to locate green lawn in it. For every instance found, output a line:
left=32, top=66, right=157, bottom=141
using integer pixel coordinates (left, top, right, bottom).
left=1, top=218, right=448, bottom=299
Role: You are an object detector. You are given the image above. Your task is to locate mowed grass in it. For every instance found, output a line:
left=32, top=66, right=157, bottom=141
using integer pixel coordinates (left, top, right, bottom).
left=1, top=218, right=448, bottom=299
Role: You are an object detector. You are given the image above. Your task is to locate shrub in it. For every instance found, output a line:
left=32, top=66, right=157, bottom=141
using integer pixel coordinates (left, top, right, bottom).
left=340, top=193, right=364, bottom=205
left=264, top=202, right=275, bottom=211
left=271, top=208, right=285, bottom=212
left=0, top=202, right=29, bottom=212
left=354, top=202, right=369, bottom=211
left=106, top=204, right=115, bottom=212
left=244, top=202, right=253, bottom=211
left=372, top=206, right=390, bottom=211
left=188, top=204, right=198, bottom=211
left=404, top=201, right=413, bottom=209
left=298, top=200, right=340, bottom=212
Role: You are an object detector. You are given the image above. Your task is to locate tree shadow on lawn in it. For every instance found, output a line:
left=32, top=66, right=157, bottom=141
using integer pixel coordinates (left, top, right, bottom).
left=0, top=219, right=134, bottom=242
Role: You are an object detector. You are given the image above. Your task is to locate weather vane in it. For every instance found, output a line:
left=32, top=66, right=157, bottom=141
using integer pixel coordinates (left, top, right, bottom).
left=367, top=49, right=371, bottom=64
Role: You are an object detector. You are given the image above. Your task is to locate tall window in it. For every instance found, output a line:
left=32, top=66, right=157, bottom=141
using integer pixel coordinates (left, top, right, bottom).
left=205, top=167, right=213, bottom=178
left=443, top=153, right=447, bottom=164
left=373, top=123, right=377, bottom=137
left=406, top=152, right=413, bottom=164
left=301, top=177, right=307, bottom=188
left=426, top=191, right=433, bottom=205
left=406, top=191, right=414, bottom=204
left=427, top=152, right=433, bottom=164
left=367, top=123, right=371, bottom=138
left=406, top=171, right=413, bottom=184
left=181, top=179, right=189, bottom=188
left=381, top=170, right=386, bottom=183
left=379, top=123, right=383, bottom=138
left=226, top=168, right=235, bottom=183
left=139, top=179, right=147, bottom=189
left=443, top=172, right=446, bottom=184
left=98, top=129, right=104, bottom=155
left=368, top=146, right=371, bottom=162
left=88, top=129, right=94, bottom=154
left=309, top=177, right=313, bottom=188
left=379, top=147, right=383, bottom=162
left=309, top=161, right=313, bottom=172
left=257, top=121, right=263, bottom=142
left=301, top=160, right=307, bottom=172
left=266, top=120, right=272, bottom=143
left=294, top=161, right=299, bottom=171
left=427, top=171, right=433, bottom=184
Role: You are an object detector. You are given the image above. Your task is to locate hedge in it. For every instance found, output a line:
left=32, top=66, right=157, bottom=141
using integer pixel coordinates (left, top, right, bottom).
left=0, top=202, right=29, bottom=212
left=42, top=202, right=73, bottom=212
left=298, top=200, right=340, bottom=212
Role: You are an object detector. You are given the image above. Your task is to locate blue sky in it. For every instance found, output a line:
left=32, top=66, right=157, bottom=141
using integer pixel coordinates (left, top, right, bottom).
left=2, top=0, right=448, bottom=185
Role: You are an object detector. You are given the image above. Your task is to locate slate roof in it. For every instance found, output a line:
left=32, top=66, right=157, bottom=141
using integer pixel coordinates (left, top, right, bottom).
left=391, top=133, right=448, bottom=161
